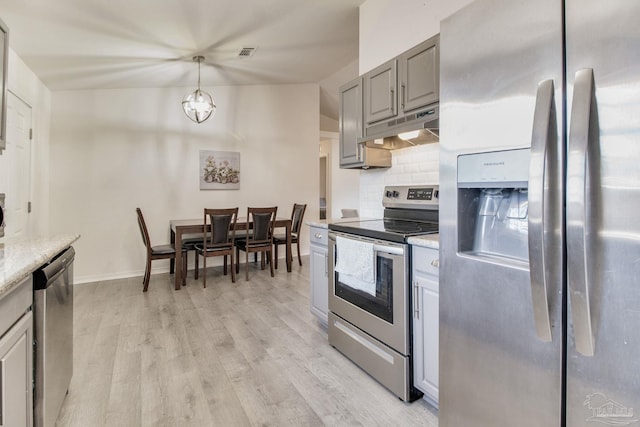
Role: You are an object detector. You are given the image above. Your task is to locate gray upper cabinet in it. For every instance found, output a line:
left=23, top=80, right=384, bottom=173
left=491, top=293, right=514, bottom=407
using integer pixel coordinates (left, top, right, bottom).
left=339, top=77, right=363, bottom=167
left=400, top=35, right=439, bottom=113
left=338, top=34, right=439, bottom=169
left=339, top=77, right=392, bottom=169
left=362, top=34, right=440, bottom=127
left=363, top=59, right=398, bottom=125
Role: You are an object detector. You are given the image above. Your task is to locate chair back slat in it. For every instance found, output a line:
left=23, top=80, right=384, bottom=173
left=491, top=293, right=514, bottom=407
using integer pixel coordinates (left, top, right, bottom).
left=136, top=208, right=151, bottom=250
left=210, top=215, right=232, bottom=244
left=246, top=207, right=277, bottom=244
left=252, top=213, right=271, bottom=241
left=291, top=203, right=307, bottom=235
left=204, top=208, right=238, bottom=250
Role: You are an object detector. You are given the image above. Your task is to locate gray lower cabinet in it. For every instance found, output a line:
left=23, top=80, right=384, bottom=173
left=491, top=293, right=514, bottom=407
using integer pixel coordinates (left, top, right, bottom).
left=412, top=245, right=439, bottom=407
left=0, top=276, right=34, bottom=427
left=309, top=225, right=328, bottom=326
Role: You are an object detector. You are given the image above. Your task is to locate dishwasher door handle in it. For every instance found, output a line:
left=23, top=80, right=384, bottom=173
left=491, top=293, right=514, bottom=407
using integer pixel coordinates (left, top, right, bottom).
left=34, top=247, right=75, bottom=289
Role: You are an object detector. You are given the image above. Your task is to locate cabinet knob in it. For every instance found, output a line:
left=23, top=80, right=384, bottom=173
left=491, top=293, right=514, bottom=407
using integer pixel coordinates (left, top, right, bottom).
left=431, top=258, right=440, bottom=268
left=314, top=233, right=323, bottom=239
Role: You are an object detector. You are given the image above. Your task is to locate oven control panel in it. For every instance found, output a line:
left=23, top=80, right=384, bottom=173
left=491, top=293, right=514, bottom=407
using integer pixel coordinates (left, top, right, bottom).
left=383, top=185, right=439, bottom=209
left=407, top=187, right=436, bottom=200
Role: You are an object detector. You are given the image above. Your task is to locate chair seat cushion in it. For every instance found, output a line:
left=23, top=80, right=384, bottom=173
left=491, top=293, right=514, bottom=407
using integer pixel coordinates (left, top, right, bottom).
left=234, top=232, right=252, bottom=240
left=182, top=242, right=201, bottom=250
left=236, top=240, right=271, bottom=250
left=151, top=244, right=178, bottom=255
left=195, top=243, right=233, bottom=253
left=273, top=234, right=298, bottom=243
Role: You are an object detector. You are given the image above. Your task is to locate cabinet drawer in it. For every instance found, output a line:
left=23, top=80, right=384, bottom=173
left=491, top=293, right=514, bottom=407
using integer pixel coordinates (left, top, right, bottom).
left=309, top=226, right=328, bottom=247
left=0, top=276, right=33, bottom=338
left=412, top=246, right=439, bottom=277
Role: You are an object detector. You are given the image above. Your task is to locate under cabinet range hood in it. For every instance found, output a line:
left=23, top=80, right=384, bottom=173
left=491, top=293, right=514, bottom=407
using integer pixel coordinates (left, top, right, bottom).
left=359, top=104, right=439, bottom=149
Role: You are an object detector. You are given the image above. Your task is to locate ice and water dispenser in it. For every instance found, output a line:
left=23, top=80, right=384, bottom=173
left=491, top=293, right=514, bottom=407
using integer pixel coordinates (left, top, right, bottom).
left=457, top=148, right=530, bottom=262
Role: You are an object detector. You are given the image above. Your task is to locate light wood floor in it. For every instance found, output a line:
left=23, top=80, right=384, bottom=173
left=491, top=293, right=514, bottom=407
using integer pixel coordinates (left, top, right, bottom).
left=56, top=256, right=438, bottom=426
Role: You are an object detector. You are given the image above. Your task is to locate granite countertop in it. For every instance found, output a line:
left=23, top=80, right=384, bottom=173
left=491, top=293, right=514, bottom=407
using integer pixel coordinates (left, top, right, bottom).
left=408, top=234, right=440, bottom=249
left=306, top=217, right=371, bottom=229
left=307, top=220, right=440, bottom=249
left=306, top=220, right=328, bottom=228
left=0, top=234, right=81, bottom=299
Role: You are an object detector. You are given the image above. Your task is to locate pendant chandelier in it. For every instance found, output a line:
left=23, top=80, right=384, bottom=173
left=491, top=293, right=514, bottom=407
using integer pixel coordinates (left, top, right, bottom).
left=182, top=56, right=216, bottom=123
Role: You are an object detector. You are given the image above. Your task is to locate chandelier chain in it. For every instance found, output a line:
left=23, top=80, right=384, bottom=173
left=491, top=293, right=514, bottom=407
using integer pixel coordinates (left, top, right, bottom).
left=197, top=57, right=202, bottom=90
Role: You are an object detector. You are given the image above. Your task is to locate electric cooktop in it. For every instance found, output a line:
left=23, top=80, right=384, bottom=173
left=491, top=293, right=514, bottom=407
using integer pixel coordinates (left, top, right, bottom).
left=329, top=185, right=439, bottom=243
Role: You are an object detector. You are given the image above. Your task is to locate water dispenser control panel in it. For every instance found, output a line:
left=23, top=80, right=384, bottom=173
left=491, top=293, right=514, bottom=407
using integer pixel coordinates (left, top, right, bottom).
left=458, top=148, right=530, bottom=188
left=457, top=148, right=530, bottom=262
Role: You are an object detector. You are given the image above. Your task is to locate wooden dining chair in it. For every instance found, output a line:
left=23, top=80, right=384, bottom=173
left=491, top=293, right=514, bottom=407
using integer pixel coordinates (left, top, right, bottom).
left=274, top=203, right=306, bottom=269
left=136, top=208, right=187, bottom=292
left=194, top=208, right=238, bottom=287
left=236, top=206, right=277, bottom=281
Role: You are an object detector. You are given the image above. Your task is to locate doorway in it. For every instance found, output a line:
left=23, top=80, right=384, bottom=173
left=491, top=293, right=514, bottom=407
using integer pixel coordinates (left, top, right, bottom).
left=319, top=155, right=327, bottom=219
left=319, top=132, right=360, bottom=221
left=0, top=92, right=32, bottom=237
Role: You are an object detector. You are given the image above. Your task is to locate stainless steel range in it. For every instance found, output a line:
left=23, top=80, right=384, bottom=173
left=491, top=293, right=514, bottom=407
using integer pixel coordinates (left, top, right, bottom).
left=328, top=185, right=438, bottom=402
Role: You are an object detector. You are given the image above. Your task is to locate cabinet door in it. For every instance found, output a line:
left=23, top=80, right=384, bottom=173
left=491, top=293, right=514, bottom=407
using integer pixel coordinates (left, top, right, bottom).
left=400, top=36, right=439, bottom=113
left=310, top=243, right=328, bottom=325
left=363, top=59, right=397, bottom=124
left=339, top=77, right=363, bottom=167
left=412, top=245, right=439, bottom=406
left=0, top=310, right=33, bottom=427
left=413, top=276, right=439, bottom=405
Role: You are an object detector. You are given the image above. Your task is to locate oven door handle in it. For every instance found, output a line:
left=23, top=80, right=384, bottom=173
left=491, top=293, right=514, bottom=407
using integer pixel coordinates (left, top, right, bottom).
left=373, top=244, right=404, bottom=256
left=329, top=234, right=405, bottom=256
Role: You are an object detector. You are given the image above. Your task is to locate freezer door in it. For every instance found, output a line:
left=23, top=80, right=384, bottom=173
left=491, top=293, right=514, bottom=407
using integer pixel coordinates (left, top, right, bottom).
left=439, top=0, right=564, bottom=426
left=565, top=1, right=640, bottom=426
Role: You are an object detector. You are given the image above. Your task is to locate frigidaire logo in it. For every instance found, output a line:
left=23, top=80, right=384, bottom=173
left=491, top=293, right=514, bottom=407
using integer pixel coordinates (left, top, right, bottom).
left=584, top=392, right=638, bottom=425
left=483, top=161, right=505, bottom=166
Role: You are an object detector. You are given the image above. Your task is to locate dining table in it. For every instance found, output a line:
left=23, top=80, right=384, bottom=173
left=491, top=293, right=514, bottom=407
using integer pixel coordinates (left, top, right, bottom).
left=169, top=217, right=292, bottom=290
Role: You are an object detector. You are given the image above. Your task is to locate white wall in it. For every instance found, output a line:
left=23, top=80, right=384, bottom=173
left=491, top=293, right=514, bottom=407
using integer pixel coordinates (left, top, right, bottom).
left=319, top=132, right=360, bottom=220
left=320, top=114, right=338, bottom=132
left=357, top=0, right=472, bottom=212
left=359, top=0, right=474, bottom=74
left=49, top=84, right=320, bottom=283
left=0, top=49, right=51, bottom=237
left=359, top=143, right=440, bottom=218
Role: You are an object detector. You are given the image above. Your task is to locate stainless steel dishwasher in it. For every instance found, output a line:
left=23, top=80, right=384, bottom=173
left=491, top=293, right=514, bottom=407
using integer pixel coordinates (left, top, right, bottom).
left=33, top=246, right=74, bottom=427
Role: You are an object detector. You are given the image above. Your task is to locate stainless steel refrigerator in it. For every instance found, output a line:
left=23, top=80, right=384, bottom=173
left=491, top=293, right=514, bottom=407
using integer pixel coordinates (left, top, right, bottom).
left=439, top=0, right=640, bottom=426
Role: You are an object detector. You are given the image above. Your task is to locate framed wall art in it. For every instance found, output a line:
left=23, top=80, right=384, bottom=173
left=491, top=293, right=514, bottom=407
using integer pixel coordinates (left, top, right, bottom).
left=199, top=150, right=240, bottom=190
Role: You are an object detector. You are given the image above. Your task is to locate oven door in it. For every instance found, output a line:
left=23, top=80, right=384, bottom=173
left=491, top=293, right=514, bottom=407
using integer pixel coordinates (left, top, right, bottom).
left=328, top=231, right=409, bottom=354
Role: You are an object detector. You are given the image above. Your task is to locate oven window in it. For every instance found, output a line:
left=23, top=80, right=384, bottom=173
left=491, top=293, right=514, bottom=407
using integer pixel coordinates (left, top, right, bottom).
left=335, top=255, right=393, bottom=323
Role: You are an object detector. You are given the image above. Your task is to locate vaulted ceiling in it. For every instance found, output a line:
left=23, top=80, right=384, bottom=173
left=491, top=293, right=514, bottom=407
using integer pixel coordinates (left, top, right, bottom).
left=1, top=0, right=363, bottom=120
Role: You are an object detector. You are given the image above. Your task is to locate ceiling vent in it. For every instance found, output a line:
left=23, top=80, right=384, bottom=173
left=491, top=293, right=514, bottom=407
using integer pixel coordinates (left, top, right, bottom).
left=237, top=47, right=257, bottom=58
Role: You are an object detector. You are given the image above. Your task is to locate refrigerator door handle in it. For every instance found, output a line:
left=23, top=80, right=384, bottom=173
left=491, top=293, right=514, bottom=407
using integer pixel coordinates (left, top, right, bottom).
left=528, top=79, right=556, bottom=342
left=567, top=68, right=596, bottom=357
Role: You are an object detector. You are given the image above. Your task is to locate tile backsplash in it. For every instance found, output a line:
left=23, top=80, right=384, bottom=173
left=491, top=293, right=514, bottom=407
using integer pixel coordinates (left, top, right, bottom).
left=360, top=143, right=439, bottom=218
